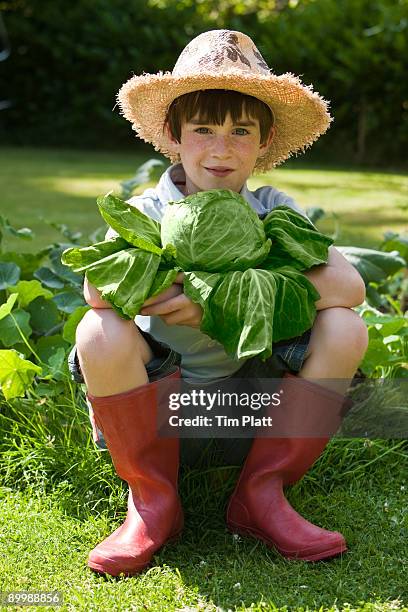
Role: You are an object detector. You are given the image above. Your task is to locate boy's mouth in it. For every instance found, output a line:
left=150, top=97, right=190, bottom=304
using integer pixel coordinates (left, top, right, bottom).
left=205, top=167, right=234, bottom=177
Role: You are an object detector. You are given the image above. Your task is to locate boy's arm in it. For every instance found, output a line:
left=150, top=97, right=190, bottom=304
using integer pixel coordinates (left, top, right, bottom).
left=304, top=246, right=366, bottom=310
left=84, top=246, right=365, bottom=318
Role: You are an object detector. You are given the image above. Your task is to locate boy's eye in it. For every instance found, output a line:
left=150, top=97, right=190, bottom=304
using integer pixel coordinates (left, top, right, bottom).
left=194, top=127, right=249, bottom=135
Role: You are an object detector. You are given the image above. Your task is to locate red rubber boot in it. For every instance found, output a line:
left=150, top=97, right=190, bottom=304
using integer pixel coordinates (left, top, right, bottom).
left=86, top=367, right=183, bottom=576
left=226, top=372, right=351, bottom=561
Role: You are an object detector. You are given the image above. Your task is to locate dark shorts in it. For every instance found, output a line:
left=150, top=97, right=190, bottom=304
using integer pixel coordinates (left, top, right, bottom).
left=68, top=328, right=310, bottom=385
left=67, top=327, right=311, bottom=462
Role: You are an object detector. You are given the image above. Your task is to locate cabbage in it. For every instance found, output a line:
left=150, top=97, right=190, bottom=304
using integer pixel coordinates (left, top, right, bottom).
left=161, top=190, right=271, bottom=272
left=61, top=190, right=333, bottom=361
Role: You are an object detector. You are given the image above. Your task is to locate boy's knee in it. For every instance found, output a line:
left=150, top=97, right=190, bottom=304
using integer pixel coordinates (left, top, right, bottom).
left=75, top=308, right=139, bottom=357
left=315, top=307, right=369, bottom=360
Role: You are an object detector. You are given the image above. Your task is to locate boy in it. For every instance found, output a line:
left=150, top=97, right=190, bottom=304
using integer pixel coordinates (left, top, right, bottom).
left=69, top=30, right=368, bottom=576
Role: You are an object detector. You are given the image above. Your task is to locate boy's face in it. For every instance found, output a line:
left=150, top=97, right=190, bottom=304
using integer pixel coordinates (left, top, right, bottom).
left=166, top=112, right=274, bottom=196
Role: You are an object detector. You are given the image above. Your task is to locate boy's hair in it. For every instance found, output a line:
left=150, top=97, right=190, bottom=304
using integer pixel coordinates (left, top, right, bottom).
left=164, top=89, right=274, bottom=145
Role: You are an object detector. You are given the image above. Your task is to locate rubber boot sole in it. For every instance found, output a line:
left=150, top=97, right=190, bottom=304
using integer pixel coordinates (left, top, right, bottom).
left=227, top=521, right=347, bottom=562
left=87, top=528, right=183, bottom=577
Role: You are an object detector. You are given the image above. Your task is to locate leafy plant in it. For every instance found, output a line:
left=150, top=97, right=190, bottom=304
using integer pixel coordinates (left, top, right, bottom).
left=313, top=210, right=408, bottom=379
left=354, top=242, right=408, bottom=378
left=0, top=215, right=88, bottom=400
left=356, top=303, right=408, bottom=378
left=62, top=190, right=333, bottom=361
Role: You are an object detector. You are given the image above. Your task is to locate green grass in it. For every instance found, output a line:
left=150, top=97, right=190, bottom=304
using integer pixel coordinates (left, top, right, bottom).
left=0, top=474, right=407, bottom=612
left=1, top=146, right=407, bottom=253
left=0, top=385, right=407, bottom=611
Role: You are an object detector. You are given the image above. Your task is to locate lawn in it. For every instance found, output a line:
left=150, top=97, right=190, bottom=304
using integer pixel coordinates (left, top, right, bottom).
left=0, top=401, right=407, bottom=612
left=1, top=146, right=407, bottom=253
left=0, top=145, right=407, bottom=611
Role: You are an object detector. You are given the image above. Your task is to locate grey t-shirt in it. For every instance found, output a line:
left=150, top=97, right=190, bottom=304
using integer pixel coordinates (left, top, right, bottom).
left=106, top=163, right=309, bottom=383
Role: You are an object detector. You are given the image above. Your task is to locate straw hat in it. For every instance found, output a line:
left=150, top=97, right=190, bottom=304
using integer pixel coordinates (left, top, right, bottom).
left=117, top=29, right=332, bottom=172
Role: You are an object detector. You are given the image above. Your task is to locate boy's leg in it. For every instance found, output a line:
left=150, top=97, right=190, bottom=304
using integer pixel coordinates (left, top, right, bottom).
left=227, top=307, right=369, bottom=561
left=299, top=306, right=368, bottom=391
left=75, top=308, right=183, bottom=577
left=75, top=308, right=154, bottom=396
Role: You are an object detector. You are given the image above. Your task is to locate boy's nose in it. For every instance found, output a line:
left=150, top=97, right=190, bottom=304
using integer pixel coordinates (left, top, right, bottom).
left=211, top=135, right=233, bottom=155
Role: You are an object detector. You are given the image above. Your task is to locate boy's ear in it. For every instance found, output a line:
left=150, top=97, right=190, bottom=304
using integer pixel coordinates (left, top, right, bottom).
left=259, top=125, right=276, bottom=157
left=164, top=122, right=180, bottom=150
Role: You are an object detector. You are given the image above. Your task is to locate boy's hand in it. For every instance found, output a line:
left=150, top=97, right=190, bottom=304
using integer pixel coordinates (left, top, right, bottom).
left=84, top=277, right=113, bottom=308
left=140, top=272, right=203, bottom=328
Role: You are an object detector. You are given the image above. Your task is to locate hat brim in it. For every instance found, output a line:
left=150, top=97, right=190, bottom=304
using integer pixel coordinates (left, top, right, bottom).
left=117, top=70, right=332, bottom=172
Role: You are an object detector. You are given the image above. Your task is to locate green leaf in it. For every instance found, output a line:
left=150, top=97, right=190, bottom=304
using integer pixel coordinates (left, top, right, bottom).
left=305, top=207, right=326, bottom=224
left=337, top=247, right=406, bottom=284
left=183, top=271, right=221, bottom=304
left=61, top=236, right=130, bottom=273
left=0, top=309, right=32, bottom=347
left=380, top=232, right=408, bottom=264
left=263, top=206, right=333, bottom=269
left=49, top=247, right=83, bottom=287
left=10, top=227, right=33, bottom=240
left=0, top=349, right=42, bottom=400
left=271, top=266, right=320, bottom=342
left=185, top=266, right=318, bottom=361
left=52, top=291, right=86, bottom=314
left=0, top=262, right=20, bottom=290
left=362, top=310, right=407, bottom=337
left=63, top=305, right=90, bottom=344
left=26, top=296, right=61, bottom=334
left=365, top=284, right=387, bottom=309
left=183, top=270, right=223, bottom=335
left=35, top=335, right=70, bottom=365
left=206, top=269, right=278, bottom=360
left=119, top=159, right=167, bottom=200
left=8, top=280, right=53, bottom=309
left=34, top=380, right=66, bottom=397
left=147, top=269, right=180, bottom=300
left=39, top=347, right=67, bottom=381
left=11, top=342, right=33, bottom=359
left=0, top=293, right=18, bottom=321
left=88, top=225, right=109, bottom=244
left=359, top=327, right=394, bottom=376
left=34, top=266, right=65, bottom=289
left=97, top=194, right=162, bottom=254
left=85, top=248, right=162, bottom=318
left=0, top=215, right=34, bottom=240
left=0, top=249, right=50, bottom=277
left=41, top=219, right=82, bottom=243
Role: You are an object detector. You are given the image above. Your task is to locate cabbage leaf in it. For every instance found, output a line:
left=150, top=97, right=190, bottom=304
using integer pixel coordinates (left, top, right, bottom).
left=62, top=191, right=333, bottom=361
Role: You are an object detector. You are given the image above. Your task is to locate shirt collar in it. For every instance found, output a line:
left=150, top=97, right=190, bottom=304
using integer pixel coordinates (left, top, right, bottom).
left=156, top=163, right=187, bottom=204
left=156, top=162, right=267, bottom=214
